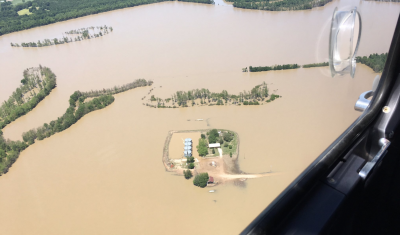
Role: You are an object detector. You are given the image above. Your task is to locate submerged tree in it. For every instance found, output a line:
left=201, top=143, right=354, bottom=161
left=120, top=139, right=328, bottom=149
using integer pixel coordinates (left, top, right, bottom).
left=184, top=170, right=193, bottom=179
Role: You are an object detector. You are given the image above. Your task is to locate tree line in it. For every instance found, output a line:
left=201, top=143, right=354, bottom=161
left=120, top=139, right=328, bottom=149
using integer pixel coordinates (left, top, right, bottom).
left=302, top=62, right=329, bottom=68
left=0, top=75, right=153, bottom=176
left=356, top=53, right=388, bottom=73
left=177, top=0, right=214, bottom=4
left=81, top=79, right=152, bottom=97
left=244, top=62, right=330, bottom=72
left=0, top=65, right=56, bottom=130
left=233, top=0, right=332, bottom=11
left=249, top=64, right=300, bottom=72
left=145, top=82, right=282, bottom=108
left=21, top=78, right=152, bottom=144
left=0, top=0, right=169, bottom=36
left=11, top=25, right=113, bottom=47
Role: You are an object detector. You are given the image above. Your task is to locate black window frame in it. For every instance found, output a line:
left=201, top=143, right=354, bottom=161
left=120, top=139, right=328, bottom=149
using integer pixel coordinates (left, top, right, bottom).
left=241, top=13, right=400, bottom=235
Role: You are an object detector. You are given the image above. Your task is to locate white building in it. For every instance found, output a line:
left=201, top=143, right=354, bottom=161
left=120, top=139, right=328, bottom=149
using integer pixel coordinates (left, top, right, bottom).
left=209, top=143, right=221, bottom=148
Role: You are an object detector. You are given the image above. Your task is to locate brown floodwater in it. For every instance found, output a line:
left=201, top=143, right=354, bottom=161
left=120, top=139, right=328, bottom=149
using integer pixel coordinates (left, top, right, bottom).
left=0, top=1, right=399, bottom=234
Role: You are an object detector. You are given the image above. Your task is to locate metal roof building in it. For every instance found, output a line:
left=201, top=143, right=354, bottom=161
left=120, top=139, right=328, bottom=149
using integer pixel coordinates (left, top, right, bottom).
left=209, top=143, right=221, bottom=148
left=184, top=138, right=193, bottom=157
left=184, top=150, right=192, bottom=157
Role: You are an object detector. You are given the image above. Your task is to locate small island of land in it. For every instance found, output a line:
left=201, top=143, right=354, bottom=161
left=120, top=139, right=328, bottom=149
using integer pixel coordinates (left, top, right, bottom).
left=163, top=129, right=274, bottom=188
left=144, top=82, right=281, bottom=108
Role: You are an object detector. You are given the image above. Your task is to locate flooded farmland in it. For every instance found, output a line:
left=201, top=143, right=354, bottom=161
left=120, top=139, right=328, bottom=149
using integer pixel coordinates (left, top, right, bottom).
left=0, top=0, right=399, bottom=234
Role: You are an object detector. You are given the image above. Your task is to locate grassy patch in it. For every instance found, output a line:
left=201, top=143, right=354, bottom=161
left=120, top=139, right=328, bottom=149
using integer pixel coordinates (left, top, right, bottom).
left=221, top=131, right=238, bottom=155
left=17, top=8, right=32, bottom=16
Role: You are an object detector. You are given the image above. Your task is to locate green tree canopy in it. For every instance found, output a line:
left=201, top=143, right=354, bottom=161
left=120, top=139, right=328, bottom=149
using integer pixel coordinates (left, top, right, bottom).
left=197, top=138, right=208, bottom=156
left=0, top=149, right=6, bottom=159
left=184, top=170, right=193, bottom=179
left=208, top=135, right=217, bottom=144
left=223, top=132, right=234, bottom=142
left=193, top=172, right=209, bottom=188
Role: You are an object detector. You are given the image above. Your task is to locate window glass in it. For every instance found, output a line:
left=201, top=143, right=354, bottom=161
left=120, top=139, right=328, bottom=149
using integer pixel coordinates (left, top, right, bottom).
left=0, top=0, right=398, bottom=234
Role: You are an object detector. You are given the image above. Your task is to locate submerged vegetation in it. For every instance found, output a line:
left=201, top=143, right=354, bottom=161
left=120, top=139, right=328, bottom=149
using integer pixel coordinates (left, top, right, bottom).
left=245, top=62, right=330, bottom=72
left=233, top=0, right=332, bottom=11
left=249, top=64, right=300, bottom=72
left=178, top=0, right=214, bottom=4
left=302, top=62, right=329, bottom=68
left=356, top=53, right=388, bottom=73
left=0, top=67, right=152, bottom=176
left=145, top=82, right=281, bottom=108
left=246, top=54, right=387, bottom=73
left=184, top=169, right=193, bottom=179
left=0, top=66, right=56, bottom=129
left=11, top=25, right=113, bottom=47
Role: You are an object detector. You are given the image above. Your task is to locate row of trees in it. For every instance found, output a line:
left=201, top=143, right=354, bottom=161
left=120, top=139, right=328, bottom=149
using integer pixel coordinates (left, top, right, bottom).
left=0, top=130, right=28, bottom=176
left=233, top=0, right=332, bottom=11
left=246, top=53, right=387, bottom=74
left=0, top=66, right=56, bottom=129
left=81, top=79, right=152, bottom=97
left=65, top=25, right=113, bottom=35
left=0, top=76, right=153, bottom=176
left=303, top=62, right=329, bottom=68
left=0, top=0, right=170, bottom=36
left=22, top=78, right=152, bottom=144
left=11, top=25, right=113, bottom=47
left=178, top=0, right=214, bottom=4
left=356, top=53, right=388, bottom=73
left=22, top=94, right=115, bottom=144
left=249, top=64, right=300, bottom=72
left=246, top=62, right=331, bottom=71
left=187, top=156, right=195, bottom=169
left=243, top=100, right=260, bottom=105
left=148, top=82, right=275, bottom=108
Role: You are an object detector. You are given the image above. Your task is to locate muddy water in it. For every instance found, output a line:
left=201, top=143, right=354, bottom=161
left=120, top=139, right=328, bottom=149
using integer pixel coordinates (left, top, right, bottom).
left=0, top=1, right=399, bottom=234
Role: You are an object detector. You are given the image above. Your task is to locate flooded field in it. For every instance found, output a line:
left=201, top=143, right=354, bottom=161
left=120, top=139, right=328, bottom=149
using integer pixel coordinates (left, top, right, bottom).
left=0, top=0, right=399, bottom=234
